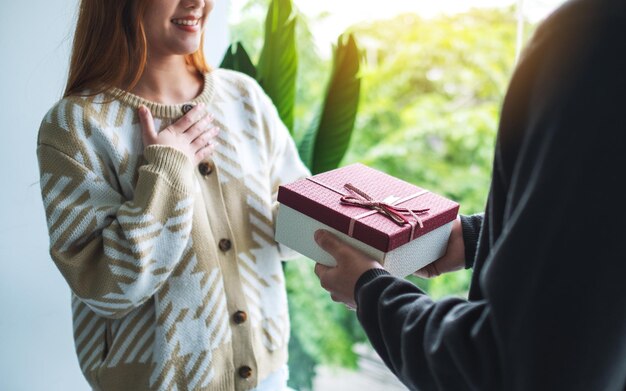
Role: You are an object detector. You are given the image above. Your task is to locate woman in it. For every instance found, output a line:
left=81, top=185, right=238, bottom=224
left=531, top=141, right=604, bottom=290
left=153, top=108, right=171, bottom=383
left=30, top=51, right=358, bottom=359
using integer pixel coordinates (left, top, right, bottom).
left=36, top=0, right=308, bottom=390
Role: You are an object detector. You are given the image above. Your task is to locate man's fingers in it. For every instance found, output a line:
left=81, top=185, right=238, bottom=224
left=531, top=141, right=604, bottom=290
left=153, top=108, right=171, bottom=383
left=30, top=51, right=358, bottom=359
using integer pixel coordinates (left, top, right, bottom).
left=314, top=230, right=367, bottom=265
left=314, top=262, right=336, bottom=291
left=314, top=230, right=347, bottom=259
left=414, top=262, right=441, bottom=279
left=314, top=262, right=330, bottom=278
left=413, top=269, right=429, bottom=279
left=138, top=105, right=157, bottom=146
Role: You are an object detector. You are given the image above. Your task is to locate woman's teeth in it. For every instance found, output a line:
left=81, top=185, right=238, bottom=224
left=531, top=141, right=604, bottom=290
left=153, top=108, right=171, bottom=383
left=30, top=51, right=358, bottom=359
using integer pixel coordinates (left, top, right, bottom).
left=171, top=19, right=199, bottom=26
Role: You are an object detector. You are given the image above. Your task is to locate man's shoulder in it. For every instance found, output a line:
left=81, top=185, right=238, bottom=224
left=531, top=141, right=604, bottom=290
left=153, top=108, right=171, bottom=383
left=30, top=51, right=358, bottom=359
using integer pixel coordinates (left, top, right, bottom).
left=535, top=0, right=625, bottom=42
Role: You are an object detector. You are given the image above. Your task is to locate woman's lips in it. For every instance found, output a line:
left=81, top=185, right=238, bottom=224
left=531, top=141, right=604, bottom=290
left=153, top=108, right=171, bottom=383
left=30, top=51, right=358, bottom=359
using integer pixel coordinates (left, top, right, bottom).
left=171, top=17, right=201, bottom=32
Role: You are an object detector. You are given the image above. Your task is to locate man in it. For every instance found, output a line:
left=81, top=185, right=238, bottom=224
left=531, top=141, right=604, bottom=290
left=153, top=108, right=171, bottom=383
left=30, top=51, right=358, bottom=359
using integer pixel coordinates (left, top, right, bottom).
left=313, top=0, right=626, bottom=389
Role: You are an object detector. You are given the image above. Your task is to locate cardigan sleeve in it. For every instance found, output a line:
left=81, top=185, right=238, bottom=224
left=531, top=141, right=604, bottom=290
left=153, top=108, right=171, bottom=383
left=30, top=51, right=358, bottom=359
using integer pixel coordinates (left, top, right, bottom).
left=37, top=113, right=196, bottom=319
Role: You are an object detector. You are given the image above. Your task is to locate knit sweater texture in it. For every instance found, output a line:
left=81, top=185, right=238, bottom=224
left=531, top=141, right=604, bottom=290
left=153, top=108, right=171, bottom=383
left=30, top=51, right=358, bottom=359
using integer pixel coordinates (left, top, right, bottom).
left=36, top=69, right=309, bottom=391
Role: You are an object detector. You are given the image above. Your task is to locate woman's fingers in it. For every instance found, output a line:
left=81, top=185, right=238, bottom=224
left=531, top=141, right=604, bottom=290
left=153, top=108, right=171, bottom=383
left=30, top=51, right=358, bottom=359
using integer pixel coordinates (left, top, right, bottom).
left=185, top=112, right=216, bottom=141
left=191, top=127, right=220, bottom=163
left=169, top=103, right=207, bottom=134
left=191, top=126, right=220, bottom=148
left=139, top=103, right=218, bottom=164
left=138, top=105, right=157, bottom=146
left=195, top=141, right=215, bottom=161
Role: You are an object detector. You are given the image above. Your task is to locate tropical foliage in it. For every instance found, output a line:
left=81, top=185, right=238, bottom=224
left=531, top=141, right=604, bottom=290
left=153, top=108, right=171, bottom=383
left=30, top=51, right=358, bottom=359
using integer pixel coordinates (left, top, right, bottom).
left=221, top=0, right=362, bottom=174
left=227, top=2, right=528, bottom=389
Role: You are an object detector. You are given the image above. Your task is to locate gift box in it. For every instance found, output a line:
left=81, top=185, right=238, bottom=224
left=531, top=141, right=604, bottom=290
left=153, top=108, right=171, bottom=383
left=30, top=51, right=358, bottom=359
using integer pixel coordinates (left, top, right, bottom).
left=275, top=163, right=460, bottom=277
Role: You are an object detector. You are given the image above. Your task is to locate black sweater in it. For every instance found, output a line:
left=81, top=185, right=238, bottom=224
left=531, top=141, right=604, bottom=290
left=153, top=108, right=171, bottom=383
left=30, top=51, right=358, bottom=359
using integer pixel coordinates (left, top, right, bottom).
left=354, top=0, right=626, bottom=390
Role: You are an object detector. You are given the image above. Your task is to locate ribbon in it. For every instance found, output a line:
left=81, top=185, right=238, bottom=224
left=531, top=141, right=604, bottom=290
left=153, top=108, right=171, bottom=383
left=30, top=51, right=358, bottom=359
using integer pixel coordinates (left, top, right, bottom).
left=341, top=183, right=430, bottom=240
left=305, top=178, right=430, bottom=241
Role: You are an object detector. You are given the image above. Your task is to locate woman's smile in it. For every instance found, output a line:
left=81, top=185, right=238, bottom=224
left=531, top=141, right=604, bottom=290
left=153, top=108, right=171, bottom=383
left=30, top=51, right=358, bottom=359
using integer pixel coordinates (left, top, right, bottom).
left=171, top=15, right=202, bottom=32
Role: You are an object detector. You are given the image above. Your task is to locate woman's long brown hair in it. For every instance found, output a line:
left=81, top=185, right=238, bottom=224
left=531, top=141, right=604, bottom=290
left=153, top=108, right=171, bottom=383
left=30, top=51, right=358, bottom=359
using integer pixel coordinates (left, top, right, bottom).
left=64, top=0, right=209, bottom=97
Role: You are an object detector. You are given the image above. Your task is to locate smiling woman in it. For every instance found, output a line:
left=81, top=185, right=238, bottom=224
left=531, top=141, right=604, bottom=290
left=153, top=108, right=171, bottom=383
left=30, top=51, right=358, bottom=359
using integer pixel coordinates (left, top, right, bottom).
left=0, top=0, right=229, bottom=389
left=36, top=0, right=309, bottom=390
left=64, top=0, right=210, bottom=99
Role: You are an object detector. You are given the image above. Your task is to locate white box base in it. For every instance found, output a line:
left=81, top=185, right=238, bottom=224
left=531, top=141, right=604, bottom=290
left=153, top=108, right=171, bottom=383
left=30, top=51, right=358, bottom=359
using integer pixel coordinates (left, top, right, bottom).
left=275, top=204, right=453, bottom=278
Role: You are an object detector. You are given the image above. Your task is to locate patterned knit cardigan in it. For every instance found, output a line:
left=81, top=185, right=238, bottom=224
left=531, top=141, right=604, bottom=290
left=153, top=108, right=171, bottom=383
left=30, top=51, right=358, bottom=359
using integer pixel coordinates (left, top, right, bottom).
left=37, top=69, right=309, bottom=391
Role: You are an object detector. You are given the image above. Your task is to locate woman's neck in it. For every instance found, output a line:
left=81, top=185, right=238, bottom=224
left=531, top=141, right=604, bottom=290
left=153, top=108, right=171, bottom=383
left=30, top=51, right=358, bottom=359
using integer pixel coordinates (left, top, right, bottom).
left=131, top=56, right=204, bottom=105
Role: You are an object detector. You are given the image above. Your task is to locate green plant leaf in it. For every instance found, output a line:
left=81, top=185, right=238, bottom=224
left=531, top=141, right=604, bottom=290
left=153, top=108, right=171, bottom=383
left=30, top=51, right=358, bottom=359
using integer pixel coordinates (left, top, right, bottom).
left=219, top=42, right=257, bottom=79
left=300, top=33, right=362, bottom=174
left=256, top=0, right=298, bottom=133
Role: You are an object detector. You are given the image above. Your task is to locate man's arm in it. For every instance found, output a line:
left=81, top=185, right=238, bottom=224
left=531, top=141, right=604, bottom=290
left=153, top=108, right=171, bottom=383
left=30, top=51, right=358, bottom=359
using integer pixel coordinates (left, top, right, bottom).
left=460, top=214, right=483, bottom=269
left=318, top=2, right=626, bottom=390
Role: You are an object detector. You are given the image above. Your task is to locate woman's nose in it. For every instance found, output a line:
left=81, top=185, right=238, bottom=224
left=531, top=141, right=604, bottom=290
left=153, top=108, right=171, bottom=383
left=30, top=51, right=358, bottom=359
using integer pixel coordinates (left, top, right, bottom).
left=182, top=0, right=204, bottom=9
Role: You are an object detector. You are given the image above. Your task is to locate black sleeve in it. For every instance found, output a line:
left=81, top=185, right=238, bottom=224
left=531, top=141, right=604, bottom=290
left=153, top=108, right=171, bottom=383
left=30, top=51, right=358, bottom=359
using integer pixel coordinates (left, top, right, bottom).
left=355, top=270, right=499, bottom=391
left=354, top=3, right=626, bottom=391
left=460, top=214, right=483, bottom=269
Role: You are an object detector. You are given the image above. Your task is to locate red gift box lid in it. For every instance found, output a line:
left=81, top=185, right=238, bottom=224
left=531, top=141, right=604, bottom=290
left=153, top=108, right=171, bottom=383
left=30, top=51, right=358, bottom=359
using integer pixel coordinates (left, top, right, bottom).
left=277, top=163, right=459, bottom=252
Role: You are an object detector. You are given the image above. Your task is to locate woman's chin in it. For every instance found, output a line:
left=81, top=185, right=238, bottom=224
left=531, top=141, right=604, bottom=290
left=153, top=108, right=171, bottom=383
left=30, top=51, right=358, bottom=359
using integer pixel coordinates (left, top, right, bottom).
left=165, top=37, right=203, bottom=56
left=172, top=44, right=202, bottom=56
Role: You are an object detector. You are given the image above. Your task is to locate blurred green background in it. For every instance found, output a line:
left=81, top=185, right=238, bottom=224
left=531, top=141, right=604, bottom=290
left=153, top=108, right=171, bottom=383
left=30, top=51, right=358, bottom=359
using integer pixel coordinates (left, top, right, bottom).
left=229, top=2, right=537, bottom=389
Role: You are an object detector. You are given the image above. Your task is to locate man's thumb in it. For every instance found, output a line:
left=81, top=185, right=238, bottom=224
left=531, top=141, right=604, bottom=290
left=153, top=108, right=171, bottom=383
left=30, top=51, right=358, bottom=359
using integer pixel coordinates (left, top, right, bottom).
left=138, top=105, right=157, bottom=146
left=315, top=230, right=345, bottom=262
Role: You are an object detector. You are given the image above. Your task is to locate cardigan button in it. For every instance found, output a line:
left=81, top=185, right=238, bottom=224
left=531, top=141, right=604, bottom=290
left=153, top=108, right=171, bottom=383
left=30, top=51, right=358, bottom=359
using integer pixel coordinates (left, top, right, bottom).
left=219, top=239, right=232, bottom=252
left=238, top=365, right=252, bottom=379
left=198, top=161, right=213, bottom=176
left=182, top=103, right=194, bottom=114
left=233, top=310, right=247, bottom=325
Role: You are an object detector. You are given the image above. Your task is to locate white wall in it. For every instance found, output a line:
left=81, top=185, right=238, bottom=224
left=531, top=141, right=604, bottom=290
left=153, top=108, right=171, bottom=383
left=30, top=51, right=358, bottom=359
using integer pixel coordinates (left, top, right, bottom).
left=0, top=1, right=230, bottom=389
